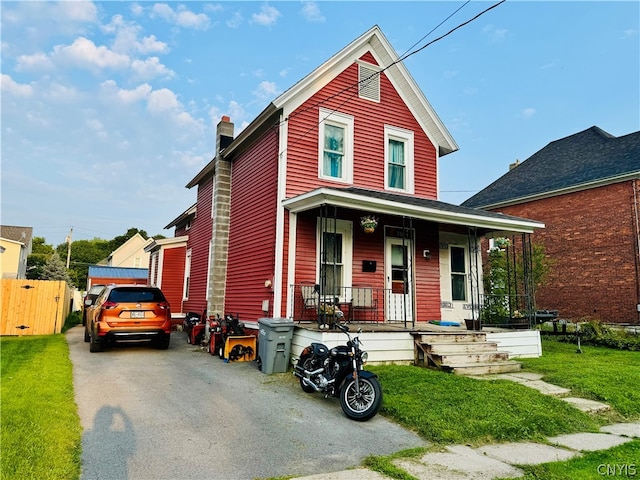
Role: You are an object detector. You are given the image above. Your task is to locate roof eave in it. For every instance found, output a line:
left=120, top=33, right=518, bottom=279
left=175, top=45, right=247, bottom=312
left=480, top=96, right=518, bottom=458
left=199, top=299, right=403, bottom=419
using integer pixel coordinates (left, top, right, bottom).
left=282, top=188, right=544, bottom=234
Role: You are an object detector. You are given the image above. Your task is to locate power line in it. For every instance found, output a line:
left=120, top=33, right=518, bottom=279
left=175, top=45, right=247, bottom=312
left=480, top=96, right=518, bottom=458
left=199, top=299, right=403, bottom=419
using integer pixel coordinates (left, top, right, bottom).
left=275, top=0, right=506, bottom=155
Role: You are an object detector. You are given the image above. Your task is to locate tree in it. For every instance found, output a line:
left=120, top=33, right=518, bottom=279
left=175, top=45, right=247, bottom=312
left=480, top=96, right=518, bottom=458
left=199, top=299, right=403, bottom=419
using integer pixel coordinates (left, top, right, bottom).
left=27, top=237, right=54, bottom=279
left=41, top=252, right=73, bottom=285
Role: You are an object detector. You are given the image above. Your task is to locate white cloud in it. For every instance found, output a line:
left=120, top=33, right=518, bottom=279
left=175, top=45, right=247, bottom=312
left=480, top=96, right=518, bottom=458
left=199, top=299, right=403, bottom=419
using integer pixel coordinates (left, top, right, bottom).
left=151, top=3, right=210, bottom=29
left=103, top=14, right=168, bottom=55
left=131, top=57, right=174, bottom=80
left=253, top=81, right=279, bottom=100
left=250, top=5, right=281, bottom=27
left=1, top=74, right=33, bottom=97
left=520, top=108, right=536, bottom=119
left=55, top=1, right=98, bottom=23
left=52, top=37, right=130, bottom=71
left=16, top=52, right=54, bottom=72
left=301, top=2, right=325, bottom=23
left=147, top=87, right=180, bottom=113
left=483, top=24, right=508, bottom=44
left=227, top=11, right=243, bottom=29
left=113, top=82, right=153, bottom=103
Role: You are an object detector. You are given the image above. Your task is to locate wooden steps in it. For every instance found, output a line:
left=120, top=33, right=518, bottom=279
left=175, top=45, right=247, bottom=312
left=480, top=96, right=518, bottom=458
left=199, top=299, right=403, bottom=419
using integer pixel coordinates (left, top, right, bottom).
left=412, top=331, right=521, bottom=375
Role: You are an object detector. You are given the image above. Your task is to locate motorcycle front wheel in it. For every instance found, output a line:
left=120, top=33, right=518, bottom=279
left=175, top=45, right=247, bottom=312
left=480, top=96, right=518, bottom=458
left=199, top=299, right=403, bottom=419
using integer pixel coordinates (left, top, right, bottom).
left=340, top=376, right=382, bottom=421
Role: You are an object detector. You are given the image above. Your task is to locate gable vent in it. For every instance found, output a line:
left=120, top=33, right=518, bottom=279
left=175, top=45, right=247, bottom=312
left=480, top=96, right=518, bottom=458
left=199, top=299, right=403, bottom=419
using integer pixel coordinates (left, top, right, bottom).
left=358, top=63, right=380, bottom=102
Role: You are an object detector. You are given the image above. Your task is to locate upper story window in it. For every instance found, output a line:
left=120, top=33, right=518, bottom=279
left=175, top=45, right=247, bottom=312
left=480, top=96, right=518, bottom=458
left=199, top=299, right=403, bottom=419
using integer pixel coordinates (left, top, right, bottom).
left=318, top=108, right=353, bottom=183
left=384, top=125, right=414, bottom=194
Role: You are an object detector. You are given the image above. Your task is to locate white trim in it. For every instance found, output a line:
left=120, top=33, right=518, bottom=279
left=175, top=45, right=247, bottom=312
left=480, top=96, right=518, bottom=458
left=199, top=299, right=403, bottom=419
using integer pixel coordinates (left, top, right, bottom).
left=274, top=112, right=288, bottom=317
left=286, top=212, right=298, bottom=319
left=282, top=188, right=545, bottom=233
left=183, top=248, right=192, bottom=301
left=384, top=124, right=415, bottom=194
left=318, top=108, right=354, bottom=184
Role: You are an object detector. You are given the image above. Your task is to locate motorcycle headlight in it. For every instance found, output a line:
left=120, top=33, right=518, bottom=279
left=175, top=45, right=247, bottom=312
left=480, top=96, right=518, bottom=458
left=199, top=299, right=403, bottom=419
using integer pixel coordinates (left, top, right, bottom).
left=360, top=351, right=368, bottom=364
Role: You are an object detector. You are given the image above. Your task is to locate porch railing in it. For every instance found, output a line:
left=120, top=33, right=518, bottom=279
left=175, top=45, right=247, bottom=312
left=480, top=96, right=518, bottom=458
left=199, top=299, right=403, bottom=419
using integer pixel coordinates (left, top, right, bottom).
left=291, top=283, right=390, bottom=324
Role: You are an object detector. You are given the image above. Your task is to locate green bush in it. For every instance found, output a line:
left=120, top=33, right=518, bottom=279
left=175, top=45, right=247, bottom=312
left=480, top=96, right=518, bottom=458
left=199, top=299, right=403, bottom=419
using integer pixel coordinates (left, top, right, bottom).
left=554, top=320, right=640, bottom=351
left=62, top=310, right=82, bottom=333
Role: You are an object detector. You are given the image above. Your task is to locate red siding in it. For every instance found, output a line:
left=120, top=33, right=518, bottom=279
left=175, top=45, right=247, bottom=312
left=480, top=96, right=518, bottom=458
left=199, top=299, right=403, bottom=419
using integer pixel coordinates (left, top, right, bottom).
left=160, top=245, right=186, bottom=314
left=285, top=61, right=438, bottom=198
left=494, top=181, right=640, bottom=324
left=183, top=179, right=212, bottom=315
left=224, top=127, right=280, bottom=321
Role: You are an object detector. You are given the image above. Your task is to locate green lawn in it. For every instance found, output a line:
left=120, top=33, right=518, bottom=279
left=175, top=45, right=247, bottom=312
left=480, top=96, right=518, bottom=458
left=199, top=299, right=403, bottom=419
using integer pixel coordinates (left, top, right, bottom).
left=2, top=335, right=638, bottom=480
left=1, top=335, right=82, bottom=480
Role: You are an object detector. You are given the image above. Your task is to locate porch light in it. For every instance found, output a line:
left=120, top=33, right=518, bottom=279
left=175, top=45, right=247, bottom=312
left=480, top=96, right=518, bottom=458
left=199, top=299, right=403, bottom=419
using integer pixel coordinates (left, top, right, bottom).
left=423, top=249, right=431, bottom=260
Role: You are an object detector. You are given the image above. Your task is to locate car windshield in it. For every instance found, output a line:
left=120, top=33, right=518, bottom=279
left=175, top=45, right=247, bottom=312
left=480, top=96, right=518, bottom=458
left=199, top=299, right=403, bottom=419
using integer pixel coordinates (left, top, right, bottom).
left=109, top=288, right=165, bottom=303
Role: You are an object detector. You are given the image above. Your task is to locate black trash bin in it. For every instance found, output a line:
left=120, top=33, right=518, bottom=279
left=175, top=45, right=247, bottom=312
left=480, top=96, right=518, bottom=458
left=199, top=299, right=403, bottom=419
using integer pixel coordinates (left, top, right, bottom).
left=257, top=318, right=294, bottom=374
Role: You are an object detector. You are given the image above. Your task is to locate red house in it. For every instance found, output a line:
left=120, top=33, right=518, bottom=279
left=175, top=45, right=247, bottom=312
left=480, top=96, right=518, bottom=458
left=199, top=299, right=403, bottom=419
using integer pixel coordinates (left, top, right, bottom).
left=168, top=26, right=543, bottom=328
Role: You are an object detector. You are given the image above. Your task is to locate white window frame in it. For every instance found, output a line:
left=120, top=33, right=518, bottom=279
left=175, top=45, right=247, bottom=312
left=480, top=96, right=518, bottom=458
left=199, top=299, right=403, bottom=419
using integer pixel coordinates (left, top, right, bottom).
left=315, top=218, right=353, bottom=302
left=384, top=125, right=414, bottom=194
left=183, top=249, right=192, bottom=300
left=318, top=108, right=354, bottom=184
left=450, top=245, right=467, bottom=302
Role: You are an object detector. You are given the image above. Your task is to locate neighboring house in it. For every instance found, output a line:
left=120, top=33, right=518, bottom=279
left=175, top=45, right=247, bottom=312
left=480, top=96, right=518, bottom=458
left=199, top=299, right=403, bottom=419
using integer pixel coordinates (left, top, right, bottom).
left=166, top=26, right=544, bottom=326
left=86, top=266, right=148, bottom=290
left=104, top=233, right=153, bottom=268
left=145, top=233, right=189, bottom=317
left=463, top=126, right=640, bottom=325
left=0, top=225, right=33, bottom=279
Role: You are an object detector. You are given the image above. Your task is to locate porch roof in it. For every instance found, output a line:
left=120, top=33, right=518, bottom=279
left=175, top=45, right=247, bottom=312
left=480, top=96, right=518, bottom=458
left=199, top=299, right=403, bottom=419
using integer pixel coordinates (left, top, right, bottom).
left=282, top=187, right=545, bottom=234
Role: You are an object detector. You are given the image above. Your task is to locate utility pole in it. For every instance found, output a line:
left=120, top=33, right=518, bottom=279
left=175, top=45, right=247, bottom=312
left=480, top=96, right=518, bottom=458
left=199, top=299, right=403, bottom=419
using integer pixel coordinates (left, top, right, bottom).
left=65, top=227, right=73, bottom=269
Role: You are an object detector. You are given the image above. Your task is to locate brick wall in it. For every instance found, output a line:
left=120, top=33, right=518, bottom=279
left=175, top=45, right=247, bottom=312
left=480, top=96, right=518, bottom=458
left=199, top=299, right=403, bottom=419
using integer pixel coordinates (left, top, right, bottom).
left=494, top=180, right=640, bottom=324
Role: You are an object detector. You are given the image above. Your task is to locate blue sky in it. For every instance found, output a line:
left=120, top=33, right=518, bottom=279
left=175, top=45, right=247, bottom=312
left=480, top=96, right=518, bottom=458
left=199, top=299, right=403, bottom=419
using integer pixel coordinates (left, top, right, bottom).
left=2, top=1, right=638, bottom=244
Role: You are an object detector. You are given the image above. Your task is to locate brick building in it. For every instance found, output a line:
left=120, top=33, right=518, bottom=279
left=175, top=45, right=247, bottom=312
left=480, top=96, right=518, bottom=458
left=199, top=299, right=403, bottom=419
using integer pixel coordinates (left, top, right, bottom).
left=463, top=126, right=640, bottom=324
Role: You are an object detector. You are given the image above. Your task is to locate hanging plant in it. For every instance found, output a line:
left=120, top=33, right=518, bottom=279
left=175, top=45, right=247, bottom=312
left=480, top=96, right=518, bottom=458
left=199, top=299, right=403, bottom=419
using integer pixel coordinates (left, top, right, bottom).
left=494, top=237, right=511, bottom=250
left=360, top=215, right=378, bottom=233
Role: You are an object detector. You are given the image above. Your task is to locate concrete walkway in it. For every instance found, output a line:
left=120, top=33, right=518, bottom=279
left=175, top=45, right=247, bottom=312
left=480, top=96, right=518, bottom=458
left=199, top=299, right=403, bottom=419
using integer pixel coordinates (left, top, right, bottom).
left=290, top=374, right=640, bottom=480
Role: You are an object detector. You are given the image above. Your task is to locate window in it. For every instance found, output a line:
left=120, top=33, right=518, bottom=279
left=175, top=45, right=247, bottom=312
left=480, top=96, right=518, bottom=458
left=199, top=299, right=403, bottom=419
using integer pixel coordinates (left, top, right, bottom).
left=450, top=246, right=467, bottom=301
left=316, top=218, right=353, bottom=300
left=318, top=109, right=353, bottom=183
left=384, top=125, right=414, bottom=193
left=321, top=232, right=343, bottom=297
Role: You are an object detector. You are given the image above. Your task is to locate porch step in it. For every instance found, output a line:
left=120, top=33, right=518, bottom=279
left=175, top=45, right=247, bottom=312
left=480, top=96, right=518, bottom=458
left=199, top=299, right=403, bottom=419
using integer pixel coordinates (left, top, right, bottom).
left=449, top=361, right=522, bottom=376
left=427, top=341, right=499, bottom=354
left=433, top=351, right=511, bottom=366
left=412, top=331, right=521, bottom=375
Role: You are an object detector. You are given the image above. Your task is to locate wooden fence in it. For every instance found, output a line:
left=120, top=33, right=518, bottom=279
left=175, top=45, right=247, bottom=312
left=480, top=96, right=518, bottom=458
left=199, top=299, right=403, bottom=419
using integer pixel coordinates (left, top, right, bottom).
left=1, top=279, right=72, bottom=336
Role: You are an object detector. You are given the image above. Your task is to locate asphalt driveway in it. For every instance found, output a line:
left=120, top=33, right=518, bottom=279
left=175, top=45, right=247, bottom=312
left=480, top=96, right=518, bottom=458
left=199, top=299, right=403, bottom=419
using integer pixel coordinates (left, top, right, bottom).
left=67, top=325, right=426, bottom=480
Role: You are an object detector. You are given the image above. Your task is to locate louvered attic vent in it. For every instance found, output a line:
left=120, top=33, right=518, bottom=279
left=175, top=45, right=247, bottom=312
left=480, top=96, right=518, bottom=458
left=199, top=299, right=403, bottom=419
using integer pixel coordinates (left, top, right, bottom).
left=358, top=63, right=380, bottom=102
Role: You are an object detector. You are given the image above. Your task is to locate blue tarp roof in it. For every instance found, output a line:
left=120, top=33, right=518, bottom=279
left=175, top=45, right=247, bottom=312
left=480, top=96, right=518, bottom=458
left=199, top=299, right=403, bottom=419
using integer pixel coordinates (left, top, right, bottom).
left=88, top=266, right=148, bottom=279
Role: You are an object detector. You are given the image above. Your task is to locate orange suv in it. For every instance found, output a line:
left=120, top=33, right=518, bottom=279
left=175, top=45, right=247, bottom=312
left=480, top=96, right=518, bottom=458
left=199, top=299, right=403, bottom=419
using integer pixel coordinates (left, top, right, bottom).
left=85, top=285, right=172, bottom=352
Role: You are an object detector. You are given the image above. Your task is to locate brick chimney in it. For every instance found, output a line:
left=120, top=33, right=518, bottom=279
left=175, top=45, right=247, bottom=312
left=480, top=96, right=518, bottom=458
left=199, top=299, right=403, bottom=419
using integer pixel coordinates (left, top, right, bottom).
left=216, top=115, right=234, bottom=155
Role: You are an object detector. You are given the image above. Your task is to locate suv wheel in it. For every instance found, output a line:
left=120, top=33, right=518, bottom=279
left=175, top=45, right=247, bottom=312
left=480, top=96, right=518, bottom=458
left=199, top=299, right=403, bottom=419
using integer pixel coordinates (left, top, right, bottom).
left=155, top=335, right=170, bottom=350
left=89, top=334, right=104, bottom=352
left=84, top=329, right=90, bottom=342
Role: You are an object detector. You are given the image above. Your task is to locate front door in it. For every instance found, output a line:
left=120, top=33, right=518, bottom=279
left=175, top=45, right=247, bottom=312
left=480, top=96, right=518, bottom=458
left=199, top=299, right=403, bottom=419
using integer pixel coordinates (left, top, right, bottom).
left=385, top=236, right=414, bottom=323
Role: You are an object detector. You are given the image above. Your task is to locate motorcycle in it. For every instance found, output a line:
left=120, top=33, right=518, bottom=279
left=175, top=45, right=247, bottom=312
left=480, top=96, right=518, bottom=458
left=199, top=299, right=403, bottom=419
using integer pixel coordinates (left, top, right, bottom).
left=293, top=323, right=382, bottom=421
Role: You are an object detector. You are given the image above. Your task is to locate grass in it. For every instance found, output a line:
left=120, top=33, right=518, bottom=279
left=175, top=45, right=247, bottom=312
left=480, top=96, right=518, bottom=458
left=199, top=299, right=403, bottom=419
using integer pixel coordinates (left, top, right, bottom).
left=1, top=335, right=82, bottom=480
left=519, top=339, right=640, bottom=419
left=363, top=338, right=640, bottom=479
left=1, top=334, right=638, bottom=480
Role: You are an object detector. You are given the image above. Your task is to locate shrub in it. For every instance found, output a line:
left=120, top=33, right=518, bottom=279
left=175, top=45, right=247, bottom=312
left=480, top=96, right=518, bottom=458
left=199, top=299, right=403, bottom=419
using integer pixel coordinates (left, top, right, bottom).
left=62, top=310, right=82, bottom=333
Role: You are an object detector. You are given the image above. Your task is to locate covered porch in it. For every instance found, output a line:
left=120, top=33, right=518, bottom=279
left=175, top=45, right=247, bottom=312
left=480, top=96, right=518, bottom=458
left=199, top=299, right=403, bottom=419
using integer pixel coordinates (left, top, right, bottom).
left=283, top=186, right=545, bottom=330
